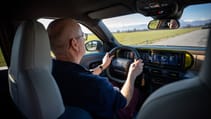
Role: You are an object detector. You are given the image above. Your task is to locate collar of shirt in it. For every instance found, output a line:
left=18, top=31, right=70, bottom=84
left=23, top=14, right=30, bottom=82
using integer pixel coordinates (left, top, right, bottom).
left=52, top=59, right=91, bottom=73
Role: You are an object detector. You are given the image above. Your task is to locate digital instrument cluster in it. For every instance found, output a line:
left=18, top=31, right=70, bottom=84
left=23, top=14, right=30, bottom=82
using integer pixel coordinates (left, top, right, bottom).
left=141, top=52, right=180, bottom=66
left=140, top=50, right=183, bottom=68
left=119, top=49, right=182, bottom=67
left=118, top=49, right=193, bottom=70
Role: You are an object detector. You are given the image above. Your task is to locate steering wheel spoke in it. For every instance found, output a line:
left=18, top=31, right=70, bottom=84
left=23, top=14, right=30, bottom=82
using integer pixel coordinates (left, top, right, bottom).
left=106, top=46, right=142, bottom=83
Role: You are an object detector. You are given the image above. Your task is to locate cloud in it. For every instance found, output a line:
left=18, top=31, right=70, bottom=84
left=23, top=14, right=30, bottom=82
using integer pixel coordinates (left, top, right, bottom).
left=182, top=18, right=210, bottom=22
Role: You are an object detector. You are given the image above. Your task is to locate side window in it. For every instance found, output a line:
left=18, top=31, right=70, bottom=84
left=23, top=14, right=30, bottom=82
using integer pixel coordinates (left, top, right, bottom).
left=80, top=25, right=103, bottom=54
left=38, top=18, right=103, bottom=54
left=0, top=47, right=7, bottom=67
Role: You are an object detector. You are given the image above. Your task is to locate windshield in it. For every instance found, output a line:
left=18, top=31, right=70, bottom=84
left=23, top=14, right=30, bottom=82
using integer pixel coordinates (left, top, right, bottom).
left=102, top=3, right=211, bottom=47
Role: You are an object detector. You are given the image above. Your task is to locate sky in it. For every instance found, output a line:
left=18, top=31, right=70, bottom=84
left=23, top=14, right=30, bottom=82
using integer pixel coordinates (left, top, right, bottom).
left=102, top=14, right=152, bottom=28
left=181, top=3, right=211, bottom=22
left=102, top=3, right=211, bottom=29
left=38, top=3, right=211, bottom=33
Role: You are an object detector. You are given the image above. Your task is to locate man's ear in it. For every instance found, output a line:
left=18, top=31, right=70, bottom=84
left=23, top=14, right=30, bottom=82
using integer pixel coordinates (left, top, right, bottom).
left=68, top=38, right=79, bottom=51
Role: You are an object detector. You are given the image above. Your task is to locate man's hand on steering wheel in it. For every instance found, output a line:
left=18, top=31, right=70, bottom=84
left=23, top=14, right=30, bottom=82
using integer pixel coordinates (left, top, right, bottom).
left=105, top=46, right=145, bottom=84
left=101, top=52, right=115, bottom=70
left=128, top=59, right=144, bottom=82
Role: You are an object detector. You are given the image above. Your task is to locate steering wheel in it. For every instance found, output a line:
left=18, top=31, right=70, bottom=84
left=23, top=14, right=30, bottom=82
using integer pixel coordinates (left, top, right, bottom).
left=106, top=46, right=141, bottom=83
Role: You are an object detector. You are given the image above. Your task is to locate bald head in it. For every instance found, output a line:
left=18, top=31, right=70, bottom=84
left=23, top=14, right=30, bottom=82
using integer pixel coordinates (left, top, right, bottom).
left=47, top=18, right=82, bottom=56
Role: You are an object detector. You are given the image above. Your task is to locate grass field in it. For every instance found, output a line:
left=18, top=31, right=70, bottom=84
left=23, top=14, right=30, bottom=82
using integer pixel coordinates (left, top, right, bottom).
left=0, top=48, right=6, bottom=67
left=87, top=27, right=200, bottom=45
left=0, top=27, right=200, bottom=67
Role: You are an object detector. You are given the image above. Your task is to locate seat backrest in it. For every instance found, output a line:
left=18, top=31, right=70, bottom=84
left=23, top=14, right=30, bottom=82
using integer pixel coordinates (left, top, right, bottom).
left=136, top=30, right=211, bottom=119
left=8, top=20, right=65, bottom=119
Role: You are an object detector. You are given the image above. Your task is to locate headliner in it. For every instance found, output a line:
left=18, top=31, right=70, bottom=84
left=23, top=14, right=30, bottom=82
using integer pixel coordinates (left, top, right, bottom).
left=2, top=0, right=211, bottom=21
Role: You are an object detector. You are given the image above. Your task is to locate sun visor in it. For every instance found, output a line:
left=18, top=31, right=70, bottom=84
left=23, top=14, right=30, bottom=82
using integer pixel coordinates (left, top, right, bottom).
left=88, top=5, right=132, bottom=19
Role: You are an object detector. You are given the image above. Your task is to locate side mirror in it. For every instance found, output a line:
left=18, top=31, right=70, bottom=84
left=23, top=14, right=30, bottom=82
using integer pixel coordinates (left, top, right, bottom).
left=85, top=40, right=103, bottom=52
left=148, top=19, right=180, bottom=30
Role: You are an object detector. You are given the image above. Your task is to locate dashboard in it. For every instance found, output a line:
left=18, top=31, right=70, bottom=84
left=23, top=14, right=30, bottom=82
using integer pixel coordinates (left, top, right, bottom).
left=109, top=48, right=194, bottom=92
left=118, top=49, right=193, bottom=70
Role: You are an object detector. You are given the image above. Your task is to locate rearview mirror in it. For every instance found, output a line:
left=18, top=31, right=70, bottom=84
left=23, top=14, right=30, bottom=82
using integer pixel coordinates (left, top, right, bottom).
left=148, top=19, right=180, bottom=30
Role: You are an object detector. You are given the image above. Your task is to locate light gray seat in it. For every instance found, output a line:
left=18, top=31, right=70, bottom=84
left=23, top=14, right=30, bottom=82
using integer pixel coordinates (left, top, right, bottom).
left=136, top=29, right=211, bottom=119
left=8, top=20, right=92, bottom=119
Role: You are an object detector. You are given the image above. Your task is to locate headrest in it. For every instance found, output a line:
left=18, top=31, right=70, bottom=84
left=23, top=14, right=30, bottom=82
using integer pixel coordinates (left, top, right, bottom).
left=10, top=20, right=51, bottom=72
left=199, top=29, right=211, bottom=89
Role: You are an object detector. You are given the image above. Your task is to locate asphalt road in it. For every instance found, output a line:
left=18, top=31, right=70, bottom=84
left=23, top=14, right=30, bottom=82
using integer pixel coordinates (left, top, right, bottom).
left=152, top=29, right=210, bottom=47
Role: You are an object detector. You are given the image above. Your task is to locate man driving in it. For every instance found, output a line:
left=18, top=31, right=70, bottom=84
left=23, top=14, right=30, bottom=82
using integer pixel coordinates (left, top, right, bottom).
left=47, top=18, right=144, bottom=119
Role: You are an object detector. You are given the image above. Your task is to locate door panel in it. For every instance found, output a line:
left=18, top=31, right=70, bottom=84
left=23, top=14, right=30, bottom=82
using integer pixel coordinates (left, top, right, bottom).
left=80, top=52, right=105, bottom=69
left=0, top=69, right=23, bottom=118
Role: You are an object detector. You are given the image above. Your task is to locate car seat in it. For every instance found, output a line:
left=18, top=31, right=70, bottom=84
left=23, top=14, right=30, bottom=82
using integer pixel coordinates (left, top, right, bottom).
left=136, top=30, right=211, bottom=119
left=8, top=20, right=92, bottom=119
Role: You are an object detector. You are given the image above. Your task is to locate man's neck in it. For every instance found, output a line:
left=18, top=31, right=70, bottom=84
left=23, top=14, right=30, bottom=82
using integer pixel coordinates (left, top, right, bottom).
left=55, top=55, right=80, bottom=64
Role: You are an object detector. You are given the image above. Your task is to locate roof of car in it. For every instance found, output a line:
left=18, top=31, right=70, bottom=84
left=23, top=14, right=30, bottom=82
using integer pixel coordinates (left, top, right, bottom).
left=3, top=0, right=211, bottom=21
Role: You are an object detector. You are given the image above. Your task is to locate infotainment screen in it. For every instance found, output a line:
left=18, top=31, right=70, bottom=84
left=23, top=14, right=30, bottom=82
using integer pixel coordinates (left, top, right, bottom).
left=150, top=53, right=179, bottom=65
left=140, top=50, right=182, bottom=68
